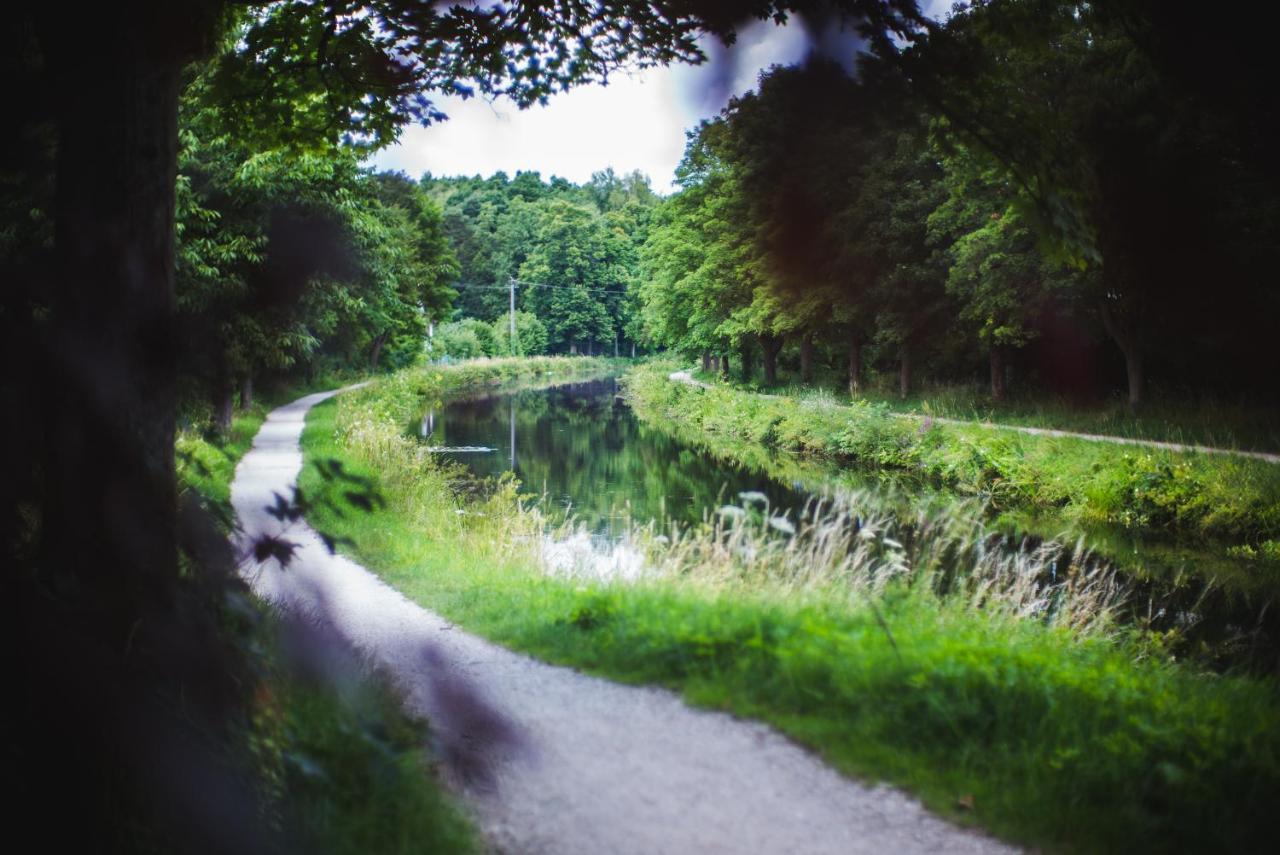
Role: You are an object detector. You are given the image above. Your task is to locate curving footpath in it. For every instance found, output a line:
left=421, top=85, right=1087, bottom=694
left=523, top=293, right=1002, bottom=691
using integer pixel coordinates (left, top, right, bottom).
left=231, top=387, right=1016, bottom=855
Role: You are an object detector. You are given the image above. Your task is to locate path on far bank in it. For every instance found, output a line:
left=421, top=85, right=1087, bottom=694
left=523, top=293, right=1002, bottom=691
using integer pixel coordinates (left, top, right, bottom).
left=231, top=387, right=1014, bottom=855
left=669, top=370, right=1280, bottom=464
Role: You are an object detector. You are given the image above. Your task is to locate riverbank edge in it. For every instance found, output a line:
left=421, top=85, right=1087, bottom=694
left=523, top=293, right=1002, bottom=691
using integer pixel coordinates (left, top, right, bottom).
left=176, top=379, right=481, bottom=855
left=297, top=357, right=1280, bottom=855
left=625, top=363, right=1280, bottom=561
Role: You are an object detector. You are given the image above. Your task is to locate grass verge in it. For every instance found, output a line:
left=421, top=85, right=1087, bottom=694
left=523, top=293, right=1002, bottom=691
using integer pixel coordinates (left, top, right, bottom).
left=709, top=364, right=1280, bottom=454
left=299, top=360, right=1280, bottom=854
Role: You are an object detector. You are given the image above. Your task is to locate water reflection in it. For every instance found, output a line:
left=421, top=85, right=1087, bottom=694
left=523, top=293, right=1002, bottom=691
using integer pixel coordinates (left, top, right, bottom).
left=419, top=377, right=807, bottom=538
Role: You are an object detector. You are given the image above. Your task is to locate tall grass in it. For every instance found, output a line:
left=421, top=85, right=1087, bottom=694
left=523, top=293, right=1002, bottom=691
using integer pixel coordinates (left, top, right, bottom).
left=621, top=493, right=1123, bottom=635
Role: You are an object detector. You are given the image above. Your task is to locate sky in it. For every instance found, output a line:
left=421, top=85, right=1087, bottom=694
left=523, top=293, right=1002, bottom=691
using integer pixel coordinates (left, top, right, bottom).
left=370, top=3, right=953, bottom=194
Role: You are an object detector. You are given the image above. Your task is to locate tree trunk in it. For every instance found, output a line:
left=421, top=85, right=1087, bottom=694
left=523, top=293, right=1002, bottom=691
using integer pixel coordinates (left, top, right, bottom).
left=710, top=355, right=720, bottom=374
left=721, top=352, right=730, bottom=379
left=800, top=334, right=814, bottom=384
left=989, top=346, right=1007, bottom=402
left=214, top=378, right=234, bottom=435
left=701, top=351, right=711, bottom=373
left=369, top=331, right=388, bottom=370
left=1099, top=299, right=1145, bottom=411
left=239, top=375, right=253, bottom=411
left=761, top=335, right=783, bottom=386
left=739, top=339, right=753, bottom=382
left=847, top=329, right=861, bottom=397
left=630, top=342, right=636, bottom=359
left=44, top=32, right=184, bottom=605
left=1124, top=346, right=1144, bottom=412
left=899, top=345, right=912, bottom=399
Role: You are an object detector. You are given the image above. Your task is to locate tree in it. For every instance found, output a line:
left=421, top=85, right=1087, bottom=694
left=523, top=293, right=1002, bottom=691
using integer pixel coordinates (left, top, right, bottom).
left=491, top=310, right=551, bottom=356
left=520, top=200, right=628, bottom=353
left=926, top=143, right=1077, bottom=400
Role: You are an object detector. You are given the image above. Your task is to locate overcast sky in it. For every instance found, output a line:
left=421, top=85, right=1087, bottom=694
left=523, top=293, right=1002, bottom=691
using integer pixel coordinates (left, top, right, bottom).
left=369, top=3, right=953, bottom=194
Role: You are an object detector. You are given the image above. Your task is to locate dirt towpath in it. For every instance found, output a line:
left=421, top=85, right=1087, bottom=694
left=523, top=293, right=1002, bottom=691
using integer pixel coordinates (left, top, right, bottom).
left=231, top=387, right=1015, bottom=855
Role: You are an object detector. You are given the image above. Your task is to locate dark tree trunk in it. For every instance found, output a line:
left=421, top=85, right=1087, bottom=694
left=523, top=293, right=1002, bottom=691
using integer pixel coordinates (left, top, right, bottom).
left=721, top=352, right=730, bottom=379
left=1124, top=346, right=1144, bottom=412
left=44, top=30, right=184, bottom=605
left=239, top=375, right=254, bottom=411
left=1099, top=299, right=1145, bottom=411
left=701, top=351, right=711, bottom=373
left=369, top=331, right=388, bottom=370
left=739, top=339, right=753, bottom=382
left=899, top=345, right=912, bottom=399
left=989, top=346, right=1007, bottom=402
left=847, top=328, right=862, bottom=397
left=800, top=334, right=814, bottom=384
left=760, top=335, right=783, bottom=386
left=214, top=378, right=234, bottom=435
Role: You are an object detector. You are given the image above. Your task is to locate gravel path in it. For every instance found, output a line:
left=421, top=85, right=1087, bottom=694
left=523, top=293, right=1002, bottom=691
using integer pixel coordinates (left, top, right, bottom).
left=670, top=370, right=1280, bottom=464
left=231, top=387, right=1015, bottom=855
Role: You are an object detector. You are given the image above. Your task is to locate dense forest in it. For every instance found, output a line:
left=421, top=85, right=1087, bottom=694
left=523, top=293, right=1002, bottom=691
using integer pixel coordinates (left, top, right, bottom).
left=5, top=0, right=1279, bottom=851
left=424, top=167, right=658, bottom=358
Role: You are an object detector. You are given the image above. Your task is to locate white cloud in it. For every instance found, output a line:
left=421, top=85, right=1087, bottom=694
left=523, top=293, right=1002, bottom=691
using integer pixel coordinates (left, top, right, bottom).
left=368, top=20, right=813, bottom=194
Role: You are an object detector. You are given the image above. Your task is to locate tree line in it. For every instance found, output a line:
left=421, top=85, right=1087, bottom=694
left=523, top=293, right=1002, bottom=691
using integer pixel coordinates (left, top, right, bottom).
left=635, top=1, right=1280, bottom=408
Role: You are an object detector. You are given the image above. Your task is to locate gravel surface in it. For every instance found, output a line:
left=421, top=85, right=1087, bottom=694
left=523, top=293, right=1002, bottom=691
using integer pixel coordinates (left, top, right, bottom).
left=231, top=388, right=1017, bottom=855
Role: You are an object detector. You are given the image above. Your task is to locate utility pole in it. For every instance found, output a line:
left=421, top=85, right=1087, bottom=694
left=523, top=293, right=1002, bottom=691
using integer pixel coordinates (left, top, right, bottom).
left=508, top=276, right=517, bottom=356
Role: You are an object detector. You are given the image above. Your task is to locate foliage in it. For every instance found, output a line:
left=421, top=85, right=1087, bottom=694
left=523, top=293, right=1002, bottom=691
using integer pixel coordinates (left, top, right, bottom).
left=490, top=310, right=550, bottom=357
left=425, top=169, right=656, bottom=354
left=177, top=87, right=458, bottom=414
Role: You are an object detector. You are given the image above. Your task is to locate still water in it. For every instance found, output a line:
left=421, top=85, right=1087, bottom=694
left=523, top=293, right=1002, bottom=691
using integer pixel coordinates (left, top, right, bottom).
left=419, top=377, right=807, bottom=536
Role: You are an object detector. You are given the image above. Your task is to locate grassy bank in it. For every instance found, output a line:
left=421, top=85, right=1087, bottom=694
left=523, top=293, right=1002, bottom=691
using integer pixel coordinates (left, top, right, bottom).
left=175, top=378, right=480, bottom=855
left=634, top=365, right=1280, bottom=559
left=707, top=364, right=1280, bottom=454
left=298, top=360, right=1280, bottom=854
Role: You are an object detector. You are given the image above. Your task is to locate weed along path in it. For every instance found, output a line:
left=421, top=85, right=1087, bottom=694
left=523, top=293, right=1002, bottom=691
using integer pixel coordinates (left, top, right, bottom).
left=232, top=388, right=1014, bottom=855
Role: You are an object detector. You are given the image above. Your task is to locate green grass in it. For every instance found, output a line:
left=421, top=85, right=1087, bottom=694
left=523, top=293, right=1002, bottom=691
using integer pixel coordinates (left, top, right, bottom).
left=298, top=361, right=1280, bottom=854
left=700, top=363, right=1280, bottom=454
left=175, top=376, right=481, bottom=855
left=249, top=658, right=478, bottom=855
left=643, top=365, right=1280, bottom=559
